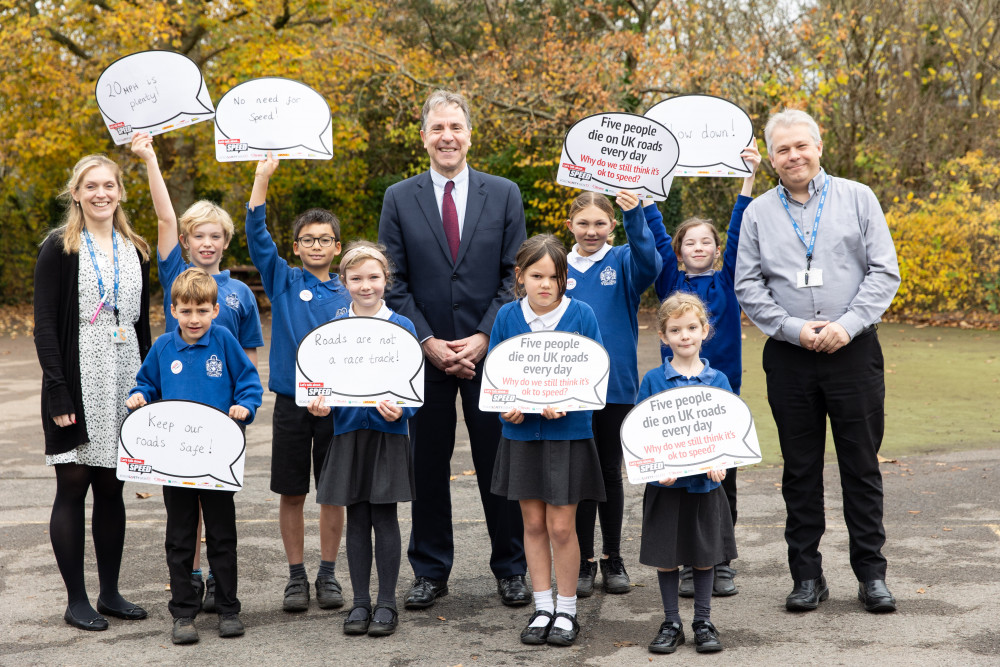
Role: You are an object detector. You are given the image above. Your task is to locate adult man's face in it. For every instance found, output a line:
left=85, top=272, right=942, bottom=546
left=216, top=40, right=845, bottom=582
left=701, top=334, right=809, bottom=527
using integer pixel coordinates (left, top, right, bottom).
left=421, top=102, right=471, bottom=179
left=769, top=123, right=823, bottom=193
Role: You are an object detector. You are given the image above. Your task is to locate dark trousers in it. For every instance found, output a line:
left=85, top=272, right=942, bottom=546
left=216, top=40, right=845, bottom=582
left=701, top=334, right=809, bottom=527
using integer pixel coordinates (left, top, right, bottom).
left=407, top=365, right=526, bottom=581
left=163, top=486, right=239, bottom=618
left=763, top=330, right=888, bottom=582
left=576, top=402, right=630, bottom=560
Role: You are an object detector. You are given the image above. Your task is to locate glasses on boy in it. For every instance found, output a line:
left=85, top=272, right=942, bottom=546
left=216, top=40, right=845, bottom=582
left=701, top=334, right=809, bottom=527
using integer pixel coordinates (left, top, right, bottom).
left=296, top=235, right=338, bottom=248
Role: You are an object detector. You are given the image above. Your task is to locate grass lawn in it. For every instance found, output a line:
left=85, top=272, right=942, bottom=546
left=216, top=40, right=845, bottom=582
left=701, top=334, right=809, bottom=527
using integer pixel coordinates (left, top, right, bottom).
left=739, top=323, right=1000, bottom=461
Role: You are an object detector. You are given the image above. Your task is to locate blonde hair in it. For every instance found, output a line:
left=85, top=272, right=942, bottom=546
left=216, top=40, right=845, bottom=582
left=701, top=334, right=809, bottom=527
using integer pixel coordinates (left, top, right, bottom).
left=566, top=191, right=617, bottom=246
left=179, top=201, right=235, bottom=256
left=50, top=154, right=149, bottom=260
left=171, top=267, right=218, bottom=306
left=339, top=240, right=393, bottom=288
left=672, top=217, right=722, bottom=268
left=657, top=291, right=713, bottom=340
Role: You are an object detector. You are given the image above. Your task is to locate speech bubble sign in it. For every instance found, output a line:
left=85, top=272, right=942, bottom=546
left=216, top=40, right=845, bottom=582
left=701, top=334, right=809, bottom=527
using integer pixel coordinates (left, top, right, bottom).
left=214, top=77, right=333, bottom=162
left=620, top=385, right=762, bottom=484
left=95, top=50, right=216, bottom=145
left=643, top=94, right=755, bottom=177
left=479, top=332, right=609, bottom=413
left=116, top=400, right=245, bottom=490
left=295, top=317, right=424, bottom=407
left=556, top=112, right=679, bottom=201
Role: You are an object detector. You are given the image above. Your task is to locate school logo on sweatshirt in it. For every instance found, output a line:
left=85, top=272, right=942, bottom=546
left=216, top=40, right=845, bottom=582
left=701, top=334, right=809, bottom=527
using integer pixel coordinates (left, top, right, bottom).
left=600, top=266, right=617, bottom=286
left=206, top=354, right=223, bottom=378
left=225, top=292, right=241, bottom=311
left=336, top=306, right=349, bottom=317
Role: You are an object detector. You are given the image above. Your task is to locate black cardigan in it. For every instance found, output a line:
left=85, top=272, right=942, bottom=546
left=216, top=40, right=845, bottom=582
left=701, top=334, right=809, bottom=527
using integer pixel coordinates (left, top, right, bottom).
left=33, top=230, right=151, bottom=456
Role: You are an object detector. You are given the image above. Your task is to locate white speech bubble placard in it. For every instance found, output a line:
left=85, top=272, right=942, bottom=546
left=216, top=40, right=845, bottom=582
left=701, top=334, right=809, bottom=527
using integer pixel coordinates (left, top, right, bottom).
left=295, top=317, right=424, bottom=407
left=479, top=332, right=609, bottom=413
left=116, top=400, right=246, bottom=491
left=620, top=385, right=761, bottom=484
left=214, top=77, right=332, bottom=162
left=556, top=112, right=679, bottom=201
left=643, top=94, right=755, bottom=177
left=95, top=50, right=215, bottom=145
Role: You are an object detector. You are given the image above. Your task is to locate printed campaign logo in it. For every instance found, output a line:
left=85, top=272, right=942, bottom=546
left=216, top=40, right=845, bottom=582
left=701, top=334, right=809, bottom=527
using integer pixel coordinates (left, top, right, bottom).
left=225, top=292, right=241, bottom=311
left=600, top=266, right=617, bottom=286
left=218, top=137, right=249, bottom=152
left=206, top=354, right=223, bottom=378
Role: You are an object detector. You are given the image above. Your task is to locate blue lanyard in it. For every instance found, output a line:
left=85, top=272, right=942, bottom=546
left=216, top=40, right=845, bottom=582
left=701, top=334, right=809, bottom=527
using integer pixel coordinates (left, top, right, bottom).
left=83, top=229, right=119, bottom=319
left=777, top=176, right=830, bottom=269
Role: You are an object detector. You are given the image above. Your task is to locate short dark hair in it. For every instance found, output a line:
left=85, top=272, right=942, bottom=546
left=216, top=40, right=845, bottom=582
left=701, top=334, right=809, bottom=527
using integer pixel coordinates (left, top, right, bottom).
left=292, top=208, right=341, bottom=241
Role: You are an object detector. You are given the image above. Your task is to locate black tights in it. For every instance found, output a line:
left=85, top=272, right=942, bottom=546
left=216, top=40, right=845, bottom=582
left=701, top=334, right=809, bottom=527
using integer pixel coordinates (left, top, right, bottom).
left=345, top=502, right=400, bottom=609
left=576, top=403, right=631, bottom=560
left=50, top=463, right=128, bottom=616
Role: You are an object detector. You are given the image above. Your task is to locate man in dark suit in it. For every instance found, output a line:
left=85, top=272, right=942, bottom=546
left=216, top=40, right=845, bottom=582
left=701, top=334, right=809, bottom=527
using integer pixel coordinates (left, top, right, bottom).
left=378, top=90, right=529, bottom=609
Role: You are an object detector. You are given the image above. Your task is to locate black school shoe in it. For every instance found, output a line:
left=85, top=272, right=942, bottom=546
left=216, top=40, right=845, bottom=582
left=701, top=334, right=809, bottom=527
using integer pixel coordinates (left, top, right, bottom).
left=546, top=612, right=580, bottom=646
left=343, top=605, right=372, bottom=635
left=692, top=619, right=723, bottom=653
left=368, top=605, right=399, bottom=637
left=63, top=605, right=108, bottom=631
left=599, top=554, right=631, bottom=594
left=713, top=565, right=738, bottom=596
left=648, top=620, right=685, bottom=654
left=520, top=610, right=554, bottom=645
left=577, top=559, right=598, bottom=597
left=202, top=576, right=216, bottom=613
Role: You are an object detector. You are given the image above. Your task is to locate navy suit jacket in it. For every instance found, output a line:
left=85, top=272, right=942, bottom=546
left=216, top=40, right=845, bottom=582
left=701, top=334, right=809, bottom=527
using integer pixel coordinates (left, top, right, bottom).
left=378, top=167, right=527, bottom=350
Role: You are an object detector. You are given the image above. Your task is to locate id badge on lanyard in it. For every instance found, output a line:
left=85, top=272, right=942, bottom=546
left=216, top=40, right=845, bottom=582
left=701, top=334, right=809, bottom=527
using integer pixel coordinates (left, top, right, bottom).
left=779, top=177, right=830, bottom=290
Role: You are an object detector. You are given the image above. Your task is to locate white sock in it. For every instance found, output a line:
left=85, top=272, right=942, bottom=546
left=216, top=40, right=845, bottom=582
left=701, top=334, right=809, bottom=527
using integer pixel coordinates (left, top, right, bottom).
left=531, top=589, right=554, bottom=627
left=554, top=594, right=577, bottom=630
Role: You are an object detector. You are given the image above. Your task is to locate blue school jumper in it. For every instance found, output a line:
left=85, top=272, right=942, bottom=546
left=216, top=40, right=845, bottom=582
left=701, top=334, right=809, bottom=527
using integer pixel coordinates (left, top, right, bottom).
left=645, top=196, right=751, bottom=393
left=637, top=359, right=732, bottom=493
left=158, top=244, right=264, bottom=349
left=488, top=298, right=604, bottom=441
left=566, top=205, right=661, bottom=404
left=332, top=310, right=421, bottom=436
left=245, top=203, right=350, bottom=398
left=131, top=325, right=263, bottom=422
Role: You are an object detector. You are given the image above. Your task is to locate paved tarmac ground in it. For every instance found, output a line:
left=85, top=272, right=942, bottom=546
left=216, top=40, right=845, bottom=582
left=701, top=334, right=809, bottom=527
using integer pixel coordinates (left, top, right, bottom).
left=2, top=320, right=999, bottom=666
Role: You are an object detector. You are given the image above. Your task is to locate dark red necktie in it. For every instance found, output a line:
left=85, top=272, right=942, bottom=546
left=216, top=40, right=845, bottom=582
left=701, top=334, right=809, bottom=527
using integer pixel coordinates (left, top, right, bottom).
left=442, top=180, right=460, bottom=262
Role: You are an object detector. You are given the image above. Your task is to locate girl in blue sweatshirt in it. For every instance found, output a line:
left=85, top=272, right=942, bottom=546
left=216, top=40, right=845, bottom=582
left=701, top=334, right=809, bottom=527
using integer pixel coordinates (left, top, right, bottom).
left=644, top=143, right=759, bottom=595
left=306, top=241, right=418, bottom=638
left=563, top=190, right=661, bottom=597
left=639, top=292, right=736, bottom=655
left=489, top=234, right=605, bottom=647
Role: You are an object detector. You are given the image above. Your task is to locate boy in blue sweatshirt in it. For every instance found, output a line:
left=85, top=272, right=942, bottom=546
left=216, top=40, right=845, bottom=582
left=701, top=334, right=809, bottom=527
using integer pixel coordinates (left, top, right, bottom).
left=127, top=267, right=262, bottom=645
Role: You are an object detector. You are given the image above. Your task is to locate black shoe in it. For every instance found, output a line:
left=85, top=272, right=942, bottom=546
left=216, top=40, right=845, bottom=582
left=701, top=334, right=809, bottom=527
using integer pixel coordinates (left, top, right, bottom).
left=368, top=605, right=399, bottom=637
left=546, top=612, right=580, bottom=646
left=713, top=564, right=738, bottom=597
left=520, top=610, right=554, bottom=645
left=678, top=565, right=694, bottom=598
left=404, top=577, right=448, bottom=609
left=64, top=605, right=108, bottom=631
left=692, top=619, right=723, bottom=653
left=599, top=554, right=631, bottom=594
left=315, top=574, right=344, bottom=609
left=283, top=575, right=310, bottom=612
left=343, top=605, right=372, bottom=635
left=218, top=612, right=245, bottom=638
left=858, top=580, right=897, bottom=613
left=171, top=617, right=199, bottom=645
left=96, top=597, right=148, bottom=620
left=192, top=575, right=205, bottom=610
left=648, top=620, right=685, bottom=654
left=202, top=577, right=216, bottom=613
left=786, top=575, right=829, bottom=611
left=498, top=574, right=531, bottom=606
left=577, top=559, right=598, bottom=597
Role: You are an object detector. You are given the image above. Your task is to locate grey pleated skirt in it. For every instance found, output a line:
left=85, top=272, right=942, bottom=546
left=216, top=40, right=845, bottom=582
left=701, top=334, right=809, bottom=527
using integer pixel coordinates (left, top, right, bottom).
left=315, top=429, right=415, bottom=506
left=491, top=437, right=606, bottom=506
left=639, top=484, right=737, bottom=569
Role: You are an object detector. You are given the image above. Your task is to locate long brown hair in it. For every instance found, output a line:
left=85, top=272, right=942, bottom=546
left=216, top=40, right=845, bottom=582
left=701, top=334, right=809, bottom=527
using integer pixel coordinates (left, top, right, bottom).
left=513, top=234, right=568, bottom=299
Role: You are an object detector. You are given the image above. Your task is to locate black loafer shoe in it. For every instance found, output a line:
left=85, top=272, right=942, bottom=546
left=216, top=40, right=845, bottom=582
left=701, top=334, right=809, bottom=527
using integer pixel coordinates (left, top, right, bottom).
left=648, top=620, right=685, bottom=654
left=368, top=605, right=399, bottom=637
left=599, top=554, right=632, bottom=594
left=577, top=559, right=598, bottom=597
left=404, top=577, right=448, bottom=609
left=859, top=580, right=897, bottom=613
left=343, top=605, right=372, bottom=635
left=786, top=575, right=829, bottom=611
left=498, top=574, right=531, bottom=606
left=520, top=610, right=554, bottom=645
left=678, top=566, right=694, bottom=598
left=546, top=612, right=580, bottom=646
left=64, top=606, right=108, bottom=631
left=692, top=619, right=723, bottom=653
left=713, top=565, right=738, bottom=597
left=96, top=597, right=148, bottom=620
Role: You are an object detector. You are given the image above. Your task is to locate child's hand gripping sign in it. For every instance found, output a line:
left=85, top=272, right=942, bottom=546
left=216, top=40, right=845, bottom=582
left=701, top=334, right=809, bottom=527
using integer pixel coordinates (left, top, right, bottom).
left=96, top=50, right=216, bottom=145
left=117, top=400, right=246, bottom=491
left=479, top=332, right=609, bottom=413
left=620, top=386, right=762, bottom=484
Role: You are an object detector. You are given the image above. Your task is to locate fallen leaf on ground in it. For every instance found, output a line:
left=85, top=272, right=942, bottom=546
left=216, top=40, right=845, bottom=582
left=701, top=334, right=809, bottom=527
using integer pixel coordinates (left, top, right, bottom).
left=877, top=454, right=897, bottom=464
left=614, top=640, right=637, bottom=647
left=917, top=588, right=926, bottom=594
left=908, top=510, right=921, bottom=514
left=449, top=476, right=457, bottom=481
left=438, top=616, right=447, bottom=621
left=135, top=492, right=153, bottom=499
left=461, top=470, right=476, bottom=476
left=942, top=527, right=953, bottom=531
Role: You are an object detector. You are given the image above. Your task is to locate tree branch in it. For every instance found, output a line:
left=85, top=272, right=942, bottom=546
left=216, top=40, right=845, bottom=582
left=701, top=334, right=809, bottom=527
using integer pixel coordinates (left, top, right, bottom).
left=46, top=28, right=90, bottom=60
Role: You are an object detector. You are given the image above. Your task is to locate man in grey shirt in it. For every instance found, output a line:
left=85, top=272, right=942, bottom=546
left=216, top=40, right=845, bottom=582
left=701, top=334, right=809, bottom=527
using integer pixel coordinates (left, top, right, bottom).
left=735, top=109, right=900, bottom=614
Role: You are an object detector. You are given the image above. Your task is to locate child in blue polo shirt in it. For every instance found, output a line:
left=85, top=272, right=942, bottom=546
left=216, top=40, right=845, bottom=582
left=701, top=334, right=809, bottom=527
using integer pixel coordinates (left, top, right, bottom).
left=126, top=268, right=262, bottom=645
left=489, top=235, right=606, bottom=648
left=246, top=154, right=350, bottom=613
left=131, top=131, right=264, bottom=612
left=563, top=189, right=661, bottom=597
